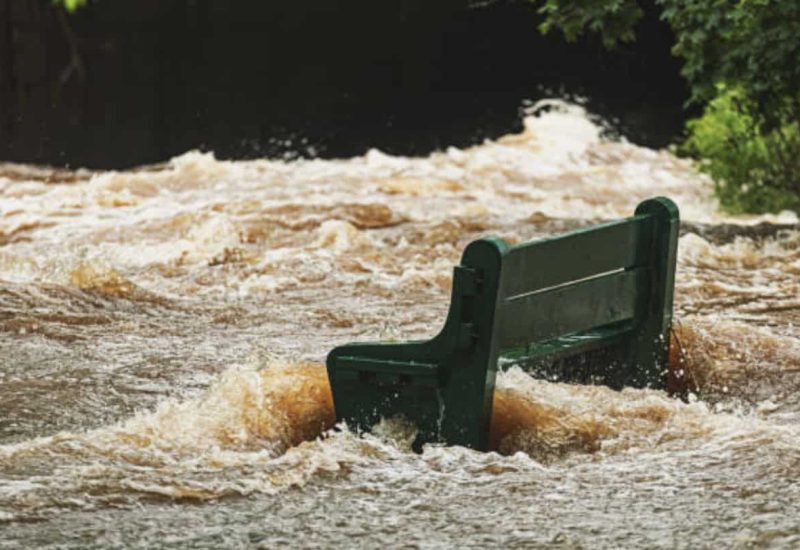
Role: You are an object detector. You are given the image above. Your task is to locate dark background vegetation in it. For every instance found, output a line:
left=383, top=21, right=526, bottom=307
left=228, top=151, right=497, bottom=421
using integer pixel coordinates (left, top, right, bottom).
left=1, top=0, right=687, bottom=169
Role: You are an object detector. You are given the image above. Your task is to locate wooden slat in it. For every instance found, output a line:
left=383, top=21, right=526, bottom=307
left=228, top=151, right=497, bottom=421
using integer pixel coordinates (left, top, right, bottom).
left=495, top=268, right=644, bottom=350
left=336, top=356, right=440, bottom=378
left=501, top=215, right=651, bottom=298
left=500, top=321, right=632, bottom=363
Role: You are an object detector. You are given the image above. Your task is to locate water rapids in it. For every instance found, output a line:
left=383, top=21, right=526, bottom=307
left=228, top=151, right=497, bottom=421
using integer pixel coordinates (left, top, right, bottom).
left=1, top=101, right=799, bottom=547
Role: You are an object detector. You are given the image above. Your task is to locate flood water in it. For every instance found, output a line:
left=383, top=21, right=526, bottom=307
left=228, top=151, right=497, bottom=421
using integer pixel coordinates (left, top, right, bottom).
left=1, top=101, right=799, bottom=548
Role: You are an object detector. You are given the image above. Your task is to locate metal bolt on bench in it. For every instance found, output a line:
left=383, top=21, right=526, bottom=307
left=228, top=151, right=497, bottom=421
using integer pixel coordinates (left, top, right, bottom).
left=326, top=197, right=679, bottom=451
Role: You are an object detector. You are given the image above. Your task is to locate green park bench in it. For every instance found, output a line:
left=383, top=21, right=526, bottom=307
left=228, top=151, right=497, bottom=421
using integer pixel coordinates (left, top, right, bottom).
left=326, top=197, right=679, bottom=451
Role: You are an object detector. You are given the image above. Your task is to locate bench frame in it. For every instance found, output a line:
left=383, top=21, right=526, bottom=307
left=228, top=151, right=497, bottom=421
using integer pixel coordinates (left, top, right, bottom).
left=327, top=197, right=679, bottom=451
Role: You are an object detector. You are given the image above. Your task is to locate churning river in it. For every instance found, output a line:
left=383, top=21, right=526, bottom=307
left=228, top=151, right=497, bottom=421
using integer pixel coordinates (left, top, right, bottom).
left=1, top=102, right=799, bottom=548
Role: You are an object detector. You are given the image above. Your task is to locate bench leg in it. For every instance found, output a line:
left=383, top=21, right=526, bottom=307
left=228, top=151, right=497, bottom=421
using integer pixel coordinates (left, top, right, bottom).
left=623, top=197, right=680, bottom=388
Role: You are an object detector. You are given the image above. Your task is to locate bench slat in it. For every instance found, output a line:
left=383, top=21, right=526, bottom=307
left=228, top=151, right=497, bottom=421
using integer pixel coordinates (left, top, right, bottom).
left=501, top=215, right=651, bottom=298
left=335, top=356, right=440, bottom=377
left=500, top=320, right=632, bottom=364
left=496, top=267, right=644, bottom=350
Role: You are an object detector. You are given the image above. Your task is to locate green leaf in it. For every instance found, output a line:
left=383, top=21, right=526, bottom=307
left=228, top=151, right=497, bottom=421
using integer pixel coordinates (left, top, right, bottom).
left=52, top=0, right=87, bottom=13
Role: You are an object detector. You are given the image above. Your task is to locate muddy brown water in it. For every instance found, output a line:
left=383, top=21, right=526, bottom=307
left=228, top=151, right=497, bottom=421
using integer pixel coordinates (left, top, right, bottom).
left=1, top=102, right=799, bottom=548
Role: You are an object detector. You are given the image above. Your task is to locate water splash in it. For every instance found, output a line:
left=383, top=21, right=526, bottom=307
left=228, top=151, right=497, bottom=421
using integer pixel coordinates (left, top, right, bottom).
left=1, top=101, right=799, bottom=546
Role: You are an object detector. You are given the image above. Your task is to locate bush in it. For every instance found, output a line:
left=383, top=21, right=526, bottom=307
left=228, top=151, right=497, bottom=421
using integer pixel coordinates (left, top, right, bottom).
left=535, top=0, right=800, bottom=214
left=683, top=86, right=800, bottom=214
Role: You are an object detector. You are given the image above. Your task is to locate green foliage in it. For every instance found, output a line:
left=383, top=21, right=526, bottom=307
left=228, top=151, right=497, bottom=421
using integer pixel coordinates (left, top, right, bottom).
left=660, top=0, right=800, bottom=129
left=536, top=0, right=800, bottom=124
left=52, top=0, right=87, bottom=13
left=683, top=86, right=800, bottom=214
left=536, top=0, right=642, bottom=48
left=534, top=0, right=800, bottom=213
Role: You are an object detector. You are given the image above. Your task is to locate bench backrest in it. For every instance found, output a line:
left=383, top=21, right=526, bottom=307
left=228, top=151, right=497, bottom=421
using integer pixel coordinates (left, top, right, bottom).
left=327, top=197, right=679, bottom=451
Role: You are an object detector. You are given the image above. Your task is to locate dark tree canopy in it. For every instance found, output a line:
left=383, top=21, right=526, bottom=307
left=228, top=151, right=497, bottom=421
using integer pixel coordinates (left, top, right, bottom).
left=51, top=0, right=800, bottom=212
